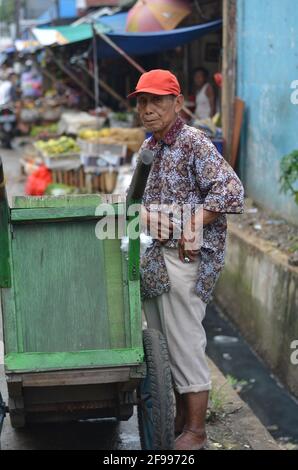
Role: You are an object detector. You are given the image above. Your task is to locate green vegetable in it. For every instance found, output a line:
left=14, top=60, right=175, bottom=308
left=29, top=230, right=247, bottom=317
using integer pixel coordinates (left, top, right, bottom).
left=280, top=150, right=298, bottom=205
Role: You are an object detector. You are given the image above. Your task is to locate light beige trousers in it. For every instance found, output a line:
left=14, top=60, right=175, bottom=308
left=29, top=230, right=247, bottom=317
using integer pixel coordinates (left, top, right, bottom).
left=143, top=246, right=212, bottom=395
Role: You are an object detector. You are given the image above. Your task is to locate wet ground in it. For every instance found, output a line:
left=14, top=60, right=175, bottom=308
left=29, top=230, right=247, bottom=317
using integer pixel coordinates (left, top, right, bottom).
left=205, top=303, right=298, bottom=450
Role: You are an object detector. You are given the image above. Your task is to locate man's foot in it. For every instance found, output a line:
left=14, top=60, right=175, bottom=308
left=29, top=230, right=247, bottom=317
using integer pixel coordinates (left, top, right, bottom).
left=174, top=429, right=207, bottom=450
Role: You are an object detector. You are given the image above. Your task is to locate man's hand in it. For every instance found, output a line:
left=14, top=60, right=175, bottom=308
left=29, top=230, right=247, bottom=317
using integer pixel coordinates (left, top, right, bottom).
left=178, top=209, right=220, bottom=262
left=141, top=206, right=173, bottom=242
left=178, top=234, right=200, bottom=262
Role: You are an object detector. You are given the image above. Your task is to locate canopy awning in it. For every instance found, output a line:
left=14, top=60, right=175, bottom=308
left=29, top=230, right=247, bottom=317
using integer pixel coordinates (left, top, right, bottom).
left=32, top=23, right=110, bottom=47
left=97, top=20, right=222, bottom=58
left=32, top=17, right=222, bottom=56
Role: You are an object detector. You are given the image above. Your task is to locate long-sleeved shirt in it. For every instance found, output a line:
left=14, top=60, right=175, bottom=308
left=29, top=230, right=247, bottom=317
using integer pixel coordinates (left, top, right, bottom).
left=139, top=117, right=244, bottom=304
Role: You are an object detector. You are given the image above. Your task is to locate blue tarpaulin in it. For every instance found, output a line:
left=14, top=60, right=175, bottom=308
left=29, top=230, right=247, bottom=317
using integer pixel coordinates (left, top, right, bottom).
left=99, top=12, right=129, bottom=33
left=97, top=17, right=222, bottom=58
left=33, top=10, right=222, bottom=58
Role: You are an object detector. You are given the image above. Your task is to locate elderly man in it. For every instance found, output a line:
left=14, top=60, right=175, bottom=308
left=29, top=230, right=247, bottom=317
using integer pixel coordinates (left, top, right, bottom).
left=128, top=69, right=244, bottom=450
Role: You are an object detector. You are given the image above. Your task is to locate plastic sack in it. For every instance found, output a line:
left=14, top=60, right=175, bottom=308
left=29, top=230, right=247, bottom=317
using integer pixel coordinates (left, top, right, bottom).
left=25, top=165, right=52, bottom=196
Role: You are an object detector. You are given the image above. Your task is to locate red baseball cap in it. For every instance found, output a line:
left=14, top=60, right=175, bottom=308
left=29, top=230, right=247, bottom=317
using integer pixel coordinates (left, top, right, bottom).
left=127, top=69, right=181, bottom=99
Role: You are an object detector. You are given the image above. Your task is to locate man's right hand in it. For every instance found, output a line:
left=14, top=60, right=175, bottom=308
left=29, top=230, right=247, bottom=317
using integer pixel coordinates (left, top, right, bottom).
left=141, top=207, right=173, bottom=242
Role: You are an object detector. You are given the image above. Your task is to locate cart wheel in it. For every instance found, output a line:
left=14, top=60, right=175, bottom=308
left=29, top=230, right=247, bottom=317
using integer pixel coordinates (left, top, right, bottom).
left=137, top=329, right=174, bottom=450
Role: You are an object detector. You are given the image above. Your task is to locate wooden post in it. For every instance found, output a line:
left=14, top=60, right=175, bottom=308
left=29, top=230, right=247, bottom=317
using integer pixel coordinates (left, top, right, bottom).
left=222, top=0, right=237, bottom=163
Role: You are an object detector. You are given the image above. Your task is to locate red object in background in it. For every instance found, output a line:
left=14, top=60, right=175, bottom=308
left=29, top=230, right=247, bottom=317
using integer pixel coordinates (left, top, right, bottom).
left=214, top=73, right=223, bottom=88
left=25, top=165, right=52, bottom=196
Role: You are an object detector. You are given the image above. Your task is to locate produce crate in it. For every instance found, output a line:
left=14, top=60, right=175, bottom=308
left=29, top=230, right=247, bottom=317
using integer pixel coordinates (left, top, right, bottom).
left=33, top=142, right=81, bottom=168
left=78, top=139, right=126, bottom=159
left=50, top=163, right=118, bottom=194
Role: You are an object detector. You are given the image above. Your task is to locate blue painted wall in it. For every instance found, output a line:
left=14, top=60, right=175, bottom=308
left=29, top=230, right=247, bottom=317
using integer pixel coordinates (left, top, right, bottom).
left=237, top=0, right=298, bottom=224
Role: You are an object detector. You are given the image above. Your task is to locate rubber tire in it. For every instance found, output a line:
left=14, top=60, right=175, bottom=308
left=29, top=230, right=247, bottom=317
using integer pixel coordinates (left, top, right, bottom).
left=137, top=329, right=175, bottom=450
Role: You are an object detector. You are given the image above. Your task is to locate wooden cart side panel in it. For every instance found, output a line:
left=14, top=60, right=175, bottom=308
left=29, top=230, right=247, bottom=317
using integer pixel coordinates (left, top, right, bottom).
left=10, top=220, right=111, bottom=354
left=2, top=194, right=143, bottom=373
left=4, top=347, right=144, bottom=373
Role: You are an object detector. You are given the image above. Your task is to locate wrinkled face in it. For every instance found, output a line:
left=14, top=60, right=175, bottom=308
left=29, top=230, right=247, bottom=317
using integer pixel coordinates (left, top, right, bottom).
left=194, top=71, right=206, bottom=88
left=136, top=93, right=183, bottom=133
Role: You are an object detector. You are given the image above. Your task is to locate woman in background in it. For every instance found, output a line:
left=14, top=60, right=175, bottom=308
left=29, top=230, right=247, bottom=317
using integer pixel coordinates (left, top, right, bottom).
left=193, top=67, right=216, bottom=119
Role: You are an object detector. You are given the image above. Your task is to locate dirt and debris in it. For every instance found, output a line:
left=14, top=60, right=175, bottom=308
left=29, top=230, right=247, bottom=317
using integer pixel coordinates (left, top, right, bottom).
left=228, top=198, right=298, bottom=265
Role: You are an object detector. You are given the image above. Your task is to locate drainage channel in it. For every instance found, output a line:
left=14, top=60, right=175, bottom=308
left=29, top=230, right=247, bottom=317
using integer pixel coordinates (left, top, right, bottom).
left=204, top=303, right=298, bottom=448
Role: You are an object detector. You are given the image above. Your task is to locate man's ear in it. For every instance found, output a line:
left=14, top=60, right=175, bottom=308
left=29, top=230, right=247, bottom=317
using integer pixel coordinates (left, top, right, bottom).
left=175, top=94, right=184, bottom=113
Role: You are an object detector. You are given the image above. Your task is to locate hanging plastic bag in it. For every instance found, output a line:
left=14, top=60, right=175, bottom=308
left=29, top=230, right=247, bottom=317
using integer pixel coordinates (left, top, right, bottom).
left=25, top=165, right=52, bottom=196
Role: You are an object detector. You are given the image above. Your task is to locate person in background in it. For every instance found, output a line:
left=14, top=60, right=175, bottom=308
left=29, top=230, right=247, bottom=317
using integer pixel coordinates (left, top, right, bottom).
left=194, top=67, right=216, bottom=119
left=21, top=60, right=42, bottom=99
left=0, top=70, right=18, bottom=105
left=0, top=73, right=13, bottom=106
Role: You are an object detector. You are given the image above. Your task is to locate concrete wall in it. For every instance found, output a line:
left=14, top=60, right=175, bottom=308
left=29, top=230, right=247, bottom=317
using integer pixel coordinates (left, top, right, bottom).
left=237, top=0, right=298, bottom=225
left=215, top=223, right=298, bottom=398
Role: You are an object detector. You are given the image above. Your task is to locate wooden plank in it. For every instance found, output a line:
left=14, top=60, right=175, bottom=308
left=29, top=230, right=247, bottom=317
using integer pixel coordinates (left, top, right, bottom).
left=7, top=375, right=23, bottom=396
left=23, top=384, right=115, bottom=406
left=0, top=159, right=11, bottom=287
left=128, top=280, right=142, bottom=349
left=11, top=220, right=111, bottom=353
left=1, top=288, right=19, bottom=352
left=122, top=253, right=132, bottom=348
left=103, top=237, right=126, bottom=349
left=222, top=0, right=237, bottom=162
left=230, top=97, right=245, bottom=169
left=13, top=194, right=125, bottom=209
left=5, top=348, right=144, bottom=373
left=126, top=202, right=142, bottom=348
left=1, top=228, right=23, bottom=354
left=13, top=194, right=103, bottom=209
left=20, top=367, right=134, bottom=387
left=11, top=204, right=124, bottom=222
left=0, top=201, right=11, bottom=287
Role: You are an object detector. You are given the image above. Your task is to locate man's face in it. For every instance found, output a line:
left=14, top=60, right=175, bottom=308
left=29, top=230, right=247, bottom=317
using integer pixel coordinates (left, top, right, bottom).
left=136, top=93, right=183, bottom=133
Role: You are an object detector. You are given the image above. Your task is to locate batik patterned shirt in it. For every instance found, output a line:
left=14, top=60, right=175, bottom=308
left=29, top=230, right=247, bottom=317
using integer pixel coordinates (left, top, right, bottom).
left=140, top=117, right=244, bottom=304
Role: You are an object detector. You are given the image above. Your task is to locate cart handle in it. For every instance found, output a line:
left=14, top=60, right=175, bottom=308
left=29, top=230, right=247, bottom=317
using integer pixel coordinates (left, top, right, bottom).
left=126, top=150, right=154, bottom=207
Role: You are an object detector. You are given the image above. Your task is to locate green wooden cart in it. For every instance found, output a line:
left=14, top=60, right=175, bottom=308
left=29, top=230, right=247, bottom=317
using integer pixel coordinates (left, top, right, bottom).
left=0, top=157, right=174, bottom=450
